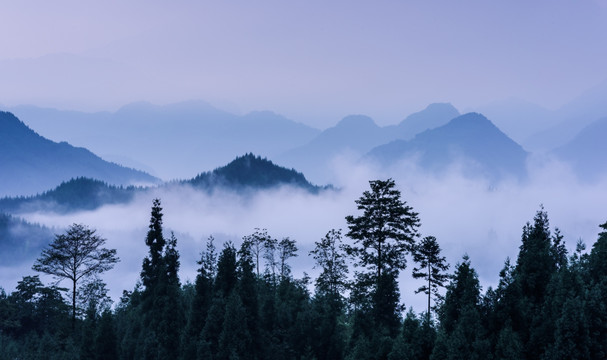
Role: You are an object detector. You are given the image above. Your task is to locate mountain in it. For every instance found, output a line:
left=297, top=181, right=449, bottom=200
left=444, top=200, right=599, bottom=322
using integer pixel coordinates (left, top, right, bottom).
left=366, top=113, right=528, bottom=181
left=0, top=178, right=137, bottom=214
left=389, top=102, right=460, bottom=140
left=0, top=213, right=54, bottom=265
left=525, top=78, right=607, bottom=152
left=186, top=153, right=323, bottom=193
left=554, top=117, right=607, bottom=181
left=9, top=101, right=321, bottom=180
left=0, top=155, right=325, bottom=214
left=277, top=115, right=394, bottom=183
left=278, top=104, right=460, bottom=183
left=0, top=111, right=158, bottom=197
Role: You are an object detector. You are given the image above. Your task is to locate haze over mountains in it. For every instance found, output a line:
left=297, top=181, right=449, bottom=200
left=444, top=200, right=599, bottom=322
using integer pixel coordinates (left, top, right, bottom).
left=4, top=88, right=607, bottom=199
left=2, top=93, right=607, bottom=316
left=0, top=111, right=158, bottom=197
left=8, top=101, right=320, bottom=180
left=366, top=113, right=528, bottom=182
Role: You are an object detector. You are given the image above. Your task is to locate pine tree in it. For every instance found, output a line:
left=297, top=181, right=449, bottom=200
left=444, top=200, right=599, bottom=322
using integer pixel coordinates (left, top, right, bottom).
left=345, top=179, right=420, bottom=337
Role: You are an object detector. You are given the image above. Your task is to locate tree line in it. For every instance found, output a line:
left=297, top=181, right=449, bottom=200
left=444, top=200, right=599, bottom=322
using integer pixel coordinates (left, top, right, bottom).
left=1, top=179, right=607, bottom=359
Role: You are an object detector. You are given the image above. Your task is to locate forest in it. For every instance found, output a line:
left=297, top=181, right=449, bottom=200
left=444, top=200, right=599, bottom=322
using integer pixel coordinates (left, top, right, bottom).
left=1, top=178, right=606, bottom=360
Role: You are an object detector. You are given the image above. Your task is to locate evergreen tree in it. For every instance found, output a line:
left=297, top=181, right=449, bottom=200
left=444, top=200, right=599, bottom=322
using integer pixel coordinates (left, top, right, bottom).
left=94, top=310, right=118, bottom=360
left=513, top=207, right=561, bottom=359
left=181, top=237, right=215, bottom=360
left=137, top=199, right=185, bottom=359
left=412, top=235, right=449, bottom=322
left=141, top=198, right=165, bottom=302
left=432, top=255, right=488, bottom=360
left=217, top=292, right=253, bottom=360
left=215, top=243, right=238, bottom=297
left=588, top=221, right=607, bottom=282
left=388, top=309, right=423, bottom=360
left=345, top=179, right=420, bottom=280
left=236, top=240, right=262, bottom=359
left=345, top=179, right=420, bottom=337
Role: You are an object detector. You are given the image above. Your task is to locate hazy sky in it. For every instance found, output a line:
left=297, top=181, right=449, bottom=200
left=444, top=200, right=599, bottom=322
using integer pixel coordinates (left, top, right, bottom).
left=2, top=0, right=607, bottom=127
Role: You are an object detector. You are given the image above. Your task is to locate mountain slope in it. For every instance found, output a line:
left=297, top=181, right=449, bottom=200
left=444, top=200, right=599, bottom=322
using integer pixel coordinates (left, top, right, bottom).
left=367, top=113, right=528, bottom=181
left=554, top=117, right=607, bottom=181
left=0, top=111, right=158, bottom=197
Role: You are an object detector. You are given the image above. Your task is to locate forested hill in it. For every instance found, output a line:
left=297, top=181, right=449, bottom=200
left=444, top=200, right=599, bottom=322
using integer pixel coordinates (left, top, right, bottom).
left=0, top=155, right=327, bottom=214
left=0, top=111, right=158, bottom=197
left=0, top=177, right=137, bottom=214
left=185, top=153, right=324, bottom=193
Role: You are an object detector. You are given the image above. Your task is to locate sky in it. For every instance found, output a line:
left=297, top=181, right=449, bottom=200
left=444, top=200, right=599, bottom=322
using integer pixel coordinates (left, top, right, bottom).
left=2, top=0, right=607, bottom=128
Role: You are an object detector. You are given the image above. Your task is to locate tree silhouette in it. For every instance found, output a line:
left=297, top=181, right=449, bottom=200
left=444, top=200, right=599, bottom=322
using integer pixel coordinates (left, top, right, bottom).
left=32, top=223, right=118, bottom=328
left=412, top=236, right=450, bottom=322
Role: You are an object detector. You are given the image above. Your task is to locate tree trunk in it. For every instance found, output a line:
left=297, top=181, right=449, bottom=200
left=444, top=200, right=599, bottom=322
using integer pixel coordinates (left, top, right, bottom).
left=72, top=278, right=77, bottom=330
left=427, top=262, right=431, bottom=323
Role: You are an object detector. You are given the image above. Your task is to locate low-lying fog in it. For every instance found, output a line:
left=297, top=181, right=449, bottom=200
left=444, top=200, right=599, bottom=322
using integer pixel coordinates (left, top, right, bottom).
left=2, top=156, right=606, bottom=313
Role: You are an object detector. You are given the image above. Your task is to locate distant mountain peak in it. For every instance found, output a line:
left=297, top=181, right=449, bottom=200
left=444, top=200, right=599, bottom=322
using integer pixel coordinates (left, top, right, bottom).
left=367, top=112, right=528, bottom=182
left=397, top=103, right=460, bottom=139
left=335, top=115, right=378, bottom=130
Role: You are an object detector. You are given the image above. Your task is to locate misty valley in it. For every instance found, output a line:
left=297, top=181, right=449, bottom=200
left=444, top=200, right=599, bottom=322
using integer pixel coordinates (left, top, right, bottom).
left=2, top=101, right=607, bottom=359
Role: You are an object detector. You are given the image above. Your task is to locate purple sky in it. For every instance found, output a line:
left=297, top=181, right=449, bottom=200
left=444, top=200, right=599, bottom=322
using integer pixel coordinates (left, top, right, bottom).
left=2, top=0, right=607, bottom=127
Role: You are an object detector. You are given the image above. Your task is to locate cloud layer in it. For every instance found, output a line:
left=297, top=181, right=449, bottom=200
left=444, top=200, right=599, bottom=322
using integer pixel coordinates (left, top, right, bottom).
left=2, top=157, right=605, bottom=313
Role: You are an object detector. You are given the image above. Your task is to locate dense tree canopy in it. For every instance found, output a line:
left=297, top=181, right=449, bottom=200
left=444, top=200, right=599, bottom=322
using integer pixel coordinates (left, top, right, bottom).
left=3, top=182, right=607, bottom=360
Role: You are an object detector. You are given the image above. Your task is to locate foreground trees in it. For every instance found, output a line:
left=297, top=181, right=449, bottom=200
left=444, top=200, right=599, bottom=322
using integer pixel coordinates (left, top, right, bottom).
left=412, top=236, right=449, bottom=322
left=32, top=223, right=119, bottom=327
left=345, top=178, right=420, bottom=345
left=4, top=180, right=607, bottom=359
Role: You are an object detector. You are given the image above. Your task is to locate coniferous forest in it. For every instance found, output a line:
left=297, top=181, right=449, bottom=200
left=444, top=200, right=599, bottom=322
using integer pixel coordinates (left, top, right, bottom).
left=1, top=179, right=607, bottom=360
